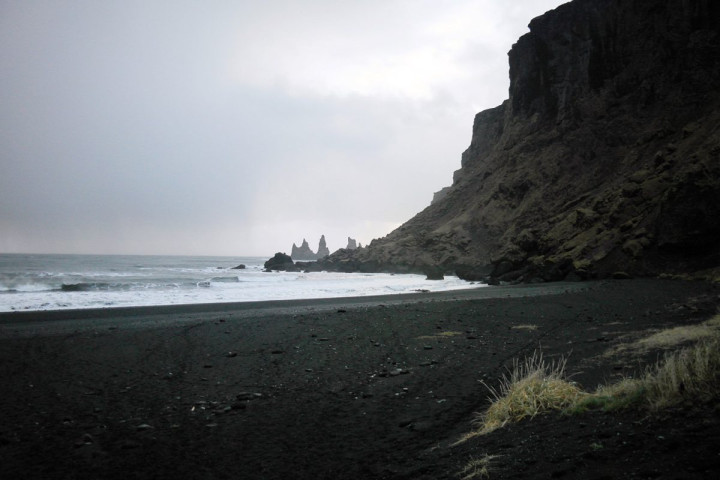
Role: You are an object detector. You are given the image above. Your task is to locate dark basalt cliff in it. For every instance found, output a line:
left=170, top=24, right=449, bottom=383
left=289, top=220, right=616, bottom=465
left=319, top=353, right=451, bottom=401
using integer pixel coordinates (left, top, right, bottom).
left=318, top=0, right=720, bottom=283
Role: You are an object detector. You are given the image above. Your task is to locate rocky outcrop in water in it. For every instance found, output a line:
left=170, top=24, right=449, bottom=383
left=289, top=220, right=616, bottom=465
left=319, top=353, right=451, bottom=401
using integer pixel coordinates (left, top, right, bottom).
left=316, top=235, right=330, bottom=258
left=264, top=252, right=296, bottom=272
left=314, top=0, right=720, bottom=283
left=291, top=239, right=316, bottom=261
left=290, top=235, right=331, bottom=261
left=346, top=237, right=358, bottom=250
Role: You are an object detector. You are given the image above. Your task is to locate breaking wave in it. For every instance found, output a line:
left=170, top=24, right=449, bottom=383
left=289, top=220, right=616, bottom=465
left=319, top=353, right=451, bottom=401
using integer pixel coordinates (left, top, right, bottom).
left=0, top=254, right=485, bottom=312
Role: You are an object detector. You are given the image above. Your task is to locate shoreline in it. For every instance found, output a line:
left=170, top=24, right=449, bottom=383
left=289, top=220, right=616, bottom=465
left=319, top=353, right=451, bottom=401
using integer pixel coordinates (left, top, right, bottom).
left=0, top=281, right=588, bottom=337
left=1, top=278, right=718, bottom=479
left=0, top=256, right=481, bottom=315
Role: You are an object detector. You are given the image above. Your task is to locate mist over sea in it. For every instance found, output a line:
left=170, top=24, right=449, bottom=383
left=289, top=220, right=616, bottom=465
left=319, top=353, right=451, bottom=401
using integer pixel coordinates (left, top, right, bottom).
left=0, top=254, right=483, bottom=312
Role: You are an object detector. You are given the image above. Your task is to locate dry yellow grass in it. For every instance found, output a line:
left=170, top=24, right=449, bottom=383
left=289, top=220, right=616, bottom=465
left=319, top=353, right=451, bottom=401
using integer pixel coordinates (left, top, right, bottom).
left=642, top=337, right=720, bottom=409
left=469, top=352, right=585, bottom=436
left=461, top=322, right=720, bottom=438
left=605, top=314, right=720, bottom=357
left=455, top=320, right=720, bottom=479
left=511, top=324, right=538, bottom=331
left=457, top=454, right=499, bottom=480
left=573, top=336, right=720, bottom=412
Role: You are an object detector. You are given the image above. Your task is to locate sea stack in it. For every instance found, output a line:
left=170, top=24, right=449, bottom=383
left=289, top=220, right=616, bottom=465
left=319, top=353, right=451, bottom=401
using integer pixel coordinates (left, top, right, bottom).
left=291, top=239, right=317, bottom=261
left=290, top=235, right=331, bottom=260
left=316, top=235, right=330, bottom=258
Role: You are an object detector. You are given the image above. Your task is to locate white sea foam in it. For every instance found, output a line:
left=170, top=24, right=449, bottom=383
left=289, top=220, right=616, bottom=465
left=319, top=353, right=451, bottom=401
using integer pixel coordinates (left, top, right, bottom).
left=0, top=254, right=485, bottom=312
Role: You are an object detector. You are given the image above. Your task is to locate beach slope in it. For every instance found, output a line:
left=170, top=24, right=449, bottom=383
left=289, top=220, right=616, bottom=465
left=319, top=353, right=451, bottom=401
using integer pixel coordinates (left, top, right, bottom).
left=1, top=279, right=718, bottom=479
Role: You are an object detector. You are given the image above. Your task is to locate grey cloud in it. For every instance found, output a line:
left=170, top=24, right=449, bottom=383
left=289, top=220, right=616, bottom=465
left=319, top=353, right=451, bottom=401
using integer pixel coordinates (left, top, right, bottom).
left=1, top=0, right=565, bottom=256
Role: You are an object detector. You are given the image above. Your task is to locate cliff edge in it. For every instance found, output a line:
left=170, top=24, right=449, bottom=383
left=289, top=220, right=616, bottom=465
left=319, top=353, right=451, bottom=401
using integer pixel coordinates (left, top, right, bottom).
left=320, top=0, right=720, bottom=282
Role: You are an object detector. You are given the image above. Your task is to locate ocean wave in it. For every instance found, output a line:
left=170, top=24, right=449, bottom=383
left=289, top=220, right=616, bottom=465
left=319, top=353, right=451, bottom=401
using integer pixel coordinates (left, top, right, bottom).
left=210, top=276, right=240, bottom=283
left=0, top=282, right=58, bottom=293
left=61, top=282, right=113, bottom=292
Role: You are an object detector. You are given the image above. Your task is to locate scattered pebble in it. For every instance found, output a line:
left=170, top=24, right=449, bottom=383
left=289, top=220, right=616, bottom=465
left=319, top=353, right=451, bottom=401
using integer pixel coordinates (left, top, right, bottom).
left=74, top=434, right=94, bottom=448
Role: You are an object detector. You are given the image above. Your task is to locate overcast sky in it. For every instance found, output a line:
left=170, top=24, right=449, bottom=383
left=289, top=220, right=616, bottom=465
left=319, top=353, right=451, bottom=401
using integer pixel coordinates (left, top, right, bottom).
left=1, top=0, right=566, bottom=257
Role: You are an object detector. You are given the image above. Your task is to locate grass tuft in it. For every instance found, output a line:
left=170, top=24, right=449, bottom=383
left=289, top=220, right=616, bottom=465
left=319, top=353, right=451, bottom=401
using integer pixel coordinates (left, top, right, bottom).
left=457, top=454, right=499, bottom=480
left=455, top=320, right=720, bottom=478
left=642, top=337, right=720, bottom=409
left=472, top=351, right=585, bottom=435
left=572, top=337, right=720, bottom=413
left=568, top=378, right=646, bottom=413
left=606, top=314, right=720, bottom=357
left=462, top=325, right=720, bottom=440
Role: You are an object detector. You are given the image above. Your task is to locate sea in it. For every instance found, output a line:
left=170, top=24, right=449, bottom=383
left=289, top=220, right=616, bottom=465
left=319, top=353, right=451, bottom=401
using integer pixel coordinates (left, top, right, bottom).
left=0, top=253, right=484, bottom=312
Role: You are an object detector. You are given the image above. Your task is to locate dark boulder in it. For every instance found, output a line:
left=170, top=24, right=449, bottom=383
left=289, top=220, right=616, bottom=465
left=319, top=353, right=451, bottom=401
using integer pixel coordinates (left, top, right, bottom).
left=264, top=253, right=296, bottom=271
left=424, top=266, right=445, bottom=280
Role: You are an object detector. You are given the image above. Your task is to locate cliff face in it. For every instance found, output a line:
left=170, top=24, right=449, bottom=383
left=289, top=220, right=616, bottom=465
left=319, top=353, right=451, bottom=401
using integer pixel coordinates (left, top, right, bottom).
left=321, top=0, right=720, bottom=282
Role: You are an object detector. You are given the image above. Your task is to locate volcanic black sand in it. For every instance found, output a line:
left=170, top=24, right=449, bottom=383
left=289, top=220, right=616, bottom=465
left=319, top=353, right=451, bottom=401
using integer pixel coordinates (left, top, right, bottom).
left=1, top=279, right=719, bottom=479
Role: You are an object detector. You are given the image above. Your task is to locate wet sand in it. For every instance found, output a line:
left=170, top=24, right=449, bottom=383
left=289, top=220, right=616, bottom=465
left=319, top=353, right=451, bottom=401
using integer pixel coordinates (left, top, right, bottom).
left=1, top=279, right=718, bottom=479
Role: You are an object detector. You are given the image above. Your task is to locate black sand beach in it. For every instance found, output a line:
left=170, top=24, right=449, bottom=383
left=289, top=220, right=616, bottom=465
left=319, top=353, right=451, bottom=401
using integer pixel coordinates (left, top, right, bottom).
left=1, top=279, right=719, bottom=479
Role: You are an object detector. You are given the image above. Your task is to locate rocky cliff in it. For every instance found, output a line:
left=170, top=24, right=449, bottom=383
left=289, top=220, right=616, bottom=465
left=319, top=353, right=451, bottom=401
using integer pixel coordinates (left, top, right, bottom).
left=319, top=0, right=720, bottom=282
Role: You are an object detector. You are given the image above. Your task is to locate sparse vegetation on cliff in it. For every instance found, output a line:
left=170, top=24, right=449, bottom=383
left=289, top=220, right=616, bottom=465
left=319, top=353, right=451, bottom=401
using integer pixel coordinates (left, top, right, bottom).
left=315, top=0, right=720, bottom=284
